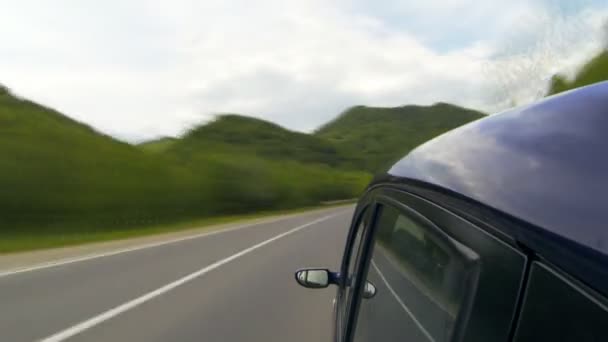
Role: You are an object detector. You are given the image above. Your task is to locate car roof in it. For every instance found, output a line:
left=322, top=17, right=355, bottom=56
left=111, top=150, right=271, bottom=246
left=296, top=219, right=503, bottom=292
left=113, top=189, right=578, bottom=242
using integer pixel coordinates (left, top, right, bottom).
left=384, top=81, right=608, bottom=293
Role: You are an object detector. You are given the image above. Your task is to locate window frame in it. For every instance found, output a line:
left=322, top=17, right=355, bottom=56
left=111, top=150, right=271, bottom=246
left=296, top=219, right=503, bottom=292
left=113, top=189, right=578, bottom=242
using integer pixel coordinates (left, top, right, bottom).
left=343, top=186, right=527, bottom=342
left=335, top=200, right=377, bottom=341
left=345, top=195, right=479, bottom=342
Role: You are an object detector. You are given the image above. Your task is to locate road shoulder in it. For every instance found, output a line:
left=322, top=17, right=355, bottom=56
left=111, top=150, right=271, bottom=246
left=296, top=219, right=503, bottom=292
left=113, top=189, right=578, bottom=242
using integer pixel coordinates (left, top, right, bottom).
left=0, top=206, right=349, bottom=274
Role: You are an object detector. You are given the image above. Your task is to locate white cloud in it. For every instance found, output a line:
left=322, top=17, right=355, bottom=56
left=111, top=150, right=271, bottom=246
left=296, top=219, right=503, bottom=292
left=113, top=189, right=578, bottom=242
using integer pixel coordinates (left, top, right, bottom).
left=0, top=0, right=606, bottom=141
left=483, top=4, right=608, bottom=110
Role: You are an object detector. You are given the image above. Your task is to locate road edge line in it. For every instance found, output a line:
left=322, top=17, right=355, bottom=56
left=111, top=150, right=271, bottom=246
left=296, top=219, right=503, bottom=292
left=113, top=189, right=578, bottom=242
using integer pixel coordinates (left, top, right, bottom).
left=0, top=208, right=342, bottom=278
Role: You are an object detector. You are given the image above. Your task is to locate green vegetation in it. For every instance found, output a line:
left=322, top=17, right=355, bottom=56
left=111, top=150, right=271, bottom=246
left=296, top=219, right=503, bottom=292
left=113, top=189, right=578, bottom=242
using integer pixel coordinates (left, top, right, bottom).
left=168, top=114, right=358, bottom=168
left=138, top=137, right=177, bottom=153
left=0, top=89, right=368, bottom=242
left=1, top=82, right=485, bottom=252
left=144, top=106, right=485, bottom=175
left=548, top=51, right=608, bottom=95
left=316, top=103, right=485, bottom=172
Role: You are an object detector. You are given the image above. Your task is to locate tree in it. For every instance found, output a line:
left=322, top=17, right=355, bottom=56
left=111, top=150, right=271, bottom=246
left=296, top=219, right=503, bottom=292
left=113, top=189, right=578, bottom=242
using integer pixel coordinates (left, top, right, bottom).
left=0, top=83, right=9, bottom=95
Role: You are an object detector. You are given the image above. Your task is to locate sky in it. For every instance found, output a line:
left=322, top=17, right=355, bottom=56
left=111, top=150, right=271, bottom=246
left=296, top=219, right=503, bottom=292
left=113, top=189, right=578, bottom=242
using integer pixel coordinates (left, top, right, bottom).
left=0, top=0, right=607, bottom=142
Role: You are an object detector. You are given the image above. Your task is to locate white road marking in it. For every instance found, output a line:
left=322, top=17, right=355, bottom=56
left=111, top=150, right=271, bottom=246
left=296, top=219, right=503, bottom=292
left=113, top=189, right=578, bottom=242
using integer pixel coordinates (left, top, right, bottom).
left=40, top=211, right=346, bottom=342
left=0, top=210, right=338, bottom=278
left=371, top=260, right=435, bottom=342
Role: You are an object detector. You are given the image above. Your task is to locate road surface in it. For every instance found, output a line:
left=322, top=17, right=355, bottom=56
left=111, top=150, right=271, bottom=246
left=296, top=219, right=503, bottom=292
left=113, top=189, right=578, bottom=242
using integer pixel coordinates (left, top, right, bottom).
left=0, top=206, right=353, bottom=342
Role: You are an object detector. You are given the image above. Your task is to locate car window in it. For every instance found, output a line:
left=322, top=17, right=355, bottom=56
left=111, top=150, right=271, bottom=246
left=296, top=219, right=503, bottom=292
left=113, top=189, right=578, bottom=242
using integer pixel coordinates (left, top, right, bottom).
left=352, top=204, right=479, bottom=342
left=514, top=262, right=608, bottom=341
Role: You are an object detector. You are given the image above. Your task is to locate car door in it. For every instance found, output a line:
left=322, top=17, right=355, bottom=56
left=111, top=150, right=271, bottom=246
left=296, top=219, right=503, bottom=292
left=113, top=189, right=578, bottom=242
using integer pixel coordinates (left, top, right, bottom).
left=343, top=187, right=527, bottom=342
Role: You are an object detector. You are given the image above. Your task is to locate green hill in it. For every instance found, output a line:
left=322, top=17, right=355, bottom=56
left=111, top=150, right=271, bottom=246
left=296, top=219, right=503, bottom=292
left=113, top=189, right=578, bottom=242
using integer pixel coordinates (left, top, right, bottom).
left=2, top=83, right=486, bottom=250
left=316, top=103, right=486, bottom=172
left=548, top=50, right=608, bottom=95
left=0, top=89, right=369, bottom=238
left=168, top=114, right=357, bottom=168
left=139, top=137, right=177, bottom=153
left=162, top=105, right=485, bottom=174
left=0, top=86, right=200, bottom=228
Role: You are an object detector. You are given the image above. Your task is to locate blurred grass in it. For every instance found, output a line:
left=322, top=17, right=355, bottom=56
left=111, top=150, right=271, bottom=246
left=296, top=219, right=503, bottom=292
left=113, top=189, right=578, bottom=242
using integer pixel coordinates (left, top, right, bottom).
left=0, top=203, right=352, bottom=254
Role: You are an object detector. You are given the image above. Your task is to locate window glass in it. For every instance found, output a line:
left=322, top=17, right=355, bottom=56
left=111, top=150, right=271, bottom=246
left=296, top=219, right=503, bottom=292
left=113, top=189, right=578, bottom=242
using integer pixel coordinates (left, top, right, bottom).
left=353, top=204, right=478, bottom=342
left=514, top=262, right=608, bottom=341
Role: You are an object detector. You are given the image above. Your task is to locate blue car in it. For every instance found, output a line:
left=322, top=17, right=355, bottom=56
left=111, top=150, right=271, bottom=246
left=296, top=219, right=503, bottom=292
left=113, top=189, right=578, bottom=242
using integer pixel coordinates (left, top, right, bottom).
left=295, top=82, right=608, bottom=342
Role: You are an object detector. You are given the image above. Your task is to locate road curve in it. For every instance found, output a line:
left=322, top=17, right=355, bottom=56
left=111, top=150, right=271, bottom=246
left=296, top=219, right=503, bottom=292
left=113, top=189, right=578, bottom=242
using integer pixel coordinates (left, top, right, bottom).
left=0, top=206, right=353, bottom=342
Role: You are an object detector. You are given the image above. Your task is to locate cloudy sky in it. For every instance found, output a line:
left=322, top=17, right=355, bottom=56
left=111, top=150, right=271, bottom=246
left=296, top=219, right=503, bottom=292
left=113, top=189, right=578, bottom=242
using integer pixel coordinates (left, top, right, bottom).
left=1, top=0, right=607, bottom=142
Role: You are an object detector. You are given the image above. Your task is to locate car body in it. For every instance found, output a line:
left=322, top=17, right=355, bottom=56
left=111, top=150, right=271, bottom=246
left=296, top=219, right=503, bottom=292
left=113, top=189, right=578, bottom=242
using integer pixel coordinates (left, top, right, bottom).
left=295, top=81, right=608, bottom=342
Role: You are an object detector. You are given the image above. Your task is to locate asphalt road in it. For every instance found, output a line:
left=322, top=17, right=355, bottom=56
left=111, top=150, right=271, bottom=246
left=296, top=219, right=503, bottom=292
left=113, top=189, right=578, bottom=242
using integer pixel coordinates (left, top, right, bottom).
left=0, top=206, right=353, bottom=342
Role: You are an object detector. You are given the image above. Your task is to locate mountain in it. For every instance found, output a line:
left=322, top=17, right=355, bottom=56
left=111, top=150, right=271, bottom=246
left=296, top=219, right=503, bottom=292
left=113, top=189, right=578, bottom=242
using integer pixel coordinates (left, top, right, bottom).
left=315, top=103, right=486, bottom=172
left=2, top=81, right=485, bottom=236
left=139, top=137, right=177, bottom=153
left=156, top=104, right=486, bottom=174
left=548, top=50, right=608, bottom=95
left=0, top=86, right=195, bottom=228
left=0, top=88, right=368, bottom=233
left=166, top=114, right=357, bottom=168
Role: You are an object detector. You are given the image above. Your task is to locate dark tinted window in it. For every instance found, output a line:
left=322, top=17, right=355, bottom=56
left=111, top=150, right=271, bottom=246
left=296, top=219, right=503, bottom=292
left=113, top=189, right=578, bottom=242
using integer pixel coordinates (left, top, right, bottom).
left=514, top=262, right=608, bottom=342
left=353, top=204, right=479, bottom=342
left=373, top=189, right=527, bottom=341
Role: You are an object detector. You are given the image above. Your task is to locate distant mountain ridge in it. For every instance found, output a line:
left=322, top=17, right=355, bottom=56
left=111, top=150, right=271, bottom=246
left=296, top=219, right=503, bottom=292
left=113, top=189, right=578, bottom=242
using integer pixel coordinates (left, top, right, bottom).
left=139, top=137, right=177, bottom=153
left=166, top=114, right=358, bottom=168
left=141, top=103, right=486, bottom=173
left=314, top=103, right=486, bottom=171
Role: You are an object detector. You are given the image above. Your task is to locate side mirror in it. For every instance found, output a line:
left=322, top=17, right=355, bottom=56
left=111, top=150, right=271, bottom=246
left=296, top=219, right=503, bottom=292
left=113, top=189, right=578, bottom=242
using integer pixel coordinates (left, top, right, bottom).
left=362, top=281, right=377, bottom=299
left=295, top=268, right=337, bottom=289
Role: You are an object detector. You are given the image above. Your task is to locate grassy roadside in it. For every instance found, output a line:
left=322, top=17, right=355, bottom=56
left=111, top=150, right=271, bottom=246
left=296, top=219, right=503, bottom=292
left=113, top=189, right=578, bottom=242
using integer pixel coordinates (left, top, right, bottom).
left=0, top=202, right=356, bottom=254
